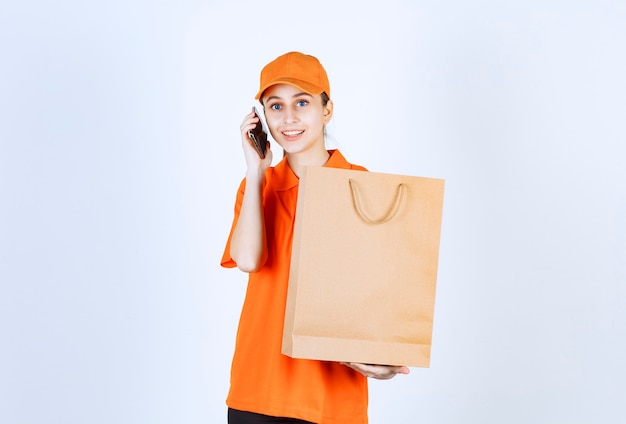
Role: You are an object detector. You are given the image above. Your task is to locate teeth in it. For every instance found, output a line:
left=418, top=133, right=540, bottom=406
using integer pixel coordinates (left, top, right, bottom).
left=283, top=130, right=303, bottom=136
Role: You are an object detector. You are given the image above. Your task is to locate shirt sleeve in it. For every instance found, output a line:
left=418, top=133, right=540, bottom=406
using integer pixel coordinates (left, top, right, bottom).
left=220, top=178, right=246, bottom=268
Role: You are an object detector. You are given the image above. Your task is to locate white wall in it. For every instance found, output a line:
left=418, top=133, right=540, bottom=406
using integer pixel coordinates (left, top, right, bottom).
left=1, top=1, right=624, bottom=423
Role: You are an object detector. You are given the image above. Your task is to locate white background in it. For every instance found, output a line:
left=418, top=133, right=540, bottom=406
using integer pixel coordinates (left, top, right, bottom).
left=1, top=1, right=625, bottom=423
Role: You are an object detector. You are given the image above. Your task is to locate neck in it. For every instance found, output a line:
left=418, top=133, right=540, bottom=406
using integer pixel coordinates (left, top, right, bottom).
left=286, top=148, right=331, bottom=179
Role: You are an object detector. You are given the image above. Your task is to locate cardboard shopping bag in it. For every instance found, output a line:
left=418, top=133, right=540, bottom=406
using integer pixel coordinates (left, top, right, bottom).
left=282, top=166, right=445, bottom=367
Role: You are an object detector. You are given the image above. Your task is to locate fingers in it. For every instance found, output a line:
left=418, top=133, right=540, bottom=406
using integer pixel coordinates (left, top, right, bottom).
left=239, top=111, right=266, bottom=157
left=341, top=362, right=410, bottom=380
left=395, top=365, right=410, bottom=375
left=240, top=110, right=259, bottom=138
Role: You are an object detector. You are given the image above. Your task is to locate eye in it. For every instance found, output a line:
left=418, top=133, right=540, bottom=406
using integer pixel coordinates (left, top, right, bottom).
left=296, top=99, right=309, bottom=107
left=269, top=103, right=282, bottom=111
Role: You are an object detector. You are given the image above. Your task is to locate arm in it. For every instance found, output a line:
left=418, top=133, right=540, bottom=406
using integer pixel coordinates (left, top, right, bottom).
left=229, top=109, right=273, bottom=272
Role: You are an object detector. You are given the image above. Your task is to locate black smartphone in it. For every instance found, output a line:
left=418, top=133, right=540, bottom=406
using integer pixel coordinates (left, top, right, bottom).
left=248, top=106, right=268, bottom=159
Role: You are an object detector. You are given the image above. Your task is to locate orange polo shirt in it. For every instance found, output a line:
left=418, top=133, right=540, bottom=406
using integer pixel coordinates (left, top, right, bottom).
left=221, top=150, right=368, bottom=424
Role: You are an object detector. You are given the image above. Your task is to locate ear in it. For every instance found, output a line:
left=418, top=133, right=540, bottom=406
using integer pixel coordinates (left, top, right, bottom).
left=322, top=99, right=334, bottom=124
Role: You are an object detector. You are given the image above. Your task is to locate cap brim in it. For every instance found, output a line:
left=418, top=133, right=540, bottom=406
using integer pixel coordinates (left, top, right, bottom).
left=255, top=77, right=324, bottom=100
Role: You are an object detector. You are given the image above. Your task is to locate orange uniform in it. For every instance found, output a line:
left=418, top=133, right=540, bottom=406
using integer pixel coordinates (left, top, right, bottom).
left=221, top=150, right=369, bottom=424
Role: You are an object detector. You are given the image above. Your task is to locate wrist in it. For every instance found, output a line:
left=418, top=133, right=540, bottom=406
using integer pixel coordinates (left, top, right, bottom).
left=245, top=169, right=265, bottom=186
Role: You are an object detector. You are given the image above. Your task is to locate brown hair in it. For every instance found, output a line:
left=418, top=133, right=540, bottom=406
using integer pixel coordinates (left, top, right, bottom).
left=321, top=92, right=330, bottom=106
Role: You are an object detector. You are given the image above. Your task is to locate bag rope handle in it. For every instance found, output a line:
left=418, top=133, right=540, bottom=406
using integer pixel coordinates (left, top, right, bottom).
left=348, top=179, right=406, bottom=224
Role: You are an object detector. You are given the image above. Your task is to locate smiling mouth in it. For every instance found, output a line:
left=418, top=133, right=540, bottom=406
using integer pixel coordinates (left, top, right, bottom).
left=282, top=130, right=304, bottom=137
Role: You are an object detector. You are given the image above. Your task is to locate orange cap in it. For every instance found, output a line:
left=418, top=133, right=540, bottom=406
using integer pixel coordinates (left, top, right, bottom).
left=255, top=51, right=330, bottom=100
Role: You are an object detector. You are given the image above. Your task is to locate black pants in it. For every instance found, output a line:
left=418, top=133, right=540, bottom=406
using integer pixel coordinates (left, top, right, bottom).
left=228, top=408, right=315, bottom=424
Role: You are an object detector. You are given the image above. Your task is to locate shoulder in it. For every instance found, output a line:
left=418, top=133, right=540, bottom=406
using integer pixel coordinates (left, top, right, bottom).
left=349, top=163, right=368, bottom=172
left=328, top=149, right=369, bottom=172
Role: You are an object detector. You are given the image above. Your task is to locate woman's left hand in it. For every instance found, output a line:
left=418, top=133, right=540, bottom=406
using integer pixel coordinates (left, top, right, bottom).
left=341, top=362, right=410, bottom=380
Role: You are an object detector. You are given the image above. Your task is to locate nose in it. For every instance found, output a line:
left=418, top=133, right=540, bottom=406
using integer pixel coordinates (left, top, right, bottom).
left=284, top=106, right=298, bottom=124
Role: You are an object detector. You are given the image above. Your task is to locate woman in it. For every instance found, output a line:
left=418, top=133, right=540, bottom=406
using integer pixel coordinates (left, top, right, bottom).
left=221, top=51, right=409, bottom=424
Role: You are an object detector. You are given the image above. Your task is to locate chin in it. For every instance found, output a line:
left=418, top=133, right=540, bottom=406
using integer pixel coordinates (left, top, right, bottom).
left=280, top=144, right=302, bottom=155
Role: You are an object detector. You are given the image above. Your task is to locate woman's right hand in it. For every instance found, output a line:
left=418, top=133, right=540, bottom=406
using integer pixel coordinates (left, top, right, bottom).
left=240, top=109, right=273, bottom=175
left=230, top=109, right=272, bottom=272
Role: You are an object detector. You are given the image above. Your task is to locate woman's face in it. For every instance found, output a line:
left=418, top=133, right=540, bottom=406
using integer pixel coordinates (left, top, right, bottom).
left=261, top=84, right=332, bottom=156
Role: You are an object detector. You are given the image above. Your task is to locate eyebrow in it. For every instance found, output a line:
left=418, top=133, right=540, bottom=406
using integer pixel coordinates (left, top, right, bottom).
left=265, top=92, right=313, bottom=102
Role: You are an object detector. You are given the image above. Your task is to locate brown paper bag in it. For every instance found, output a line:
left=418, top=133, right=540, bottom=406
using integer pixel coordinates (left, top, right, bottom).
left=282, top=166, right=445, bottom=367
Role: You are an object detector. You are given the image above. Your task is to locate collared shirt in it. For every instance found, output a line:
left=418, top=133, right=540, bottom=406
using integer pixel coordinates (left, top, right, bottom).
left=221, top=150, right=369, bottom=424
